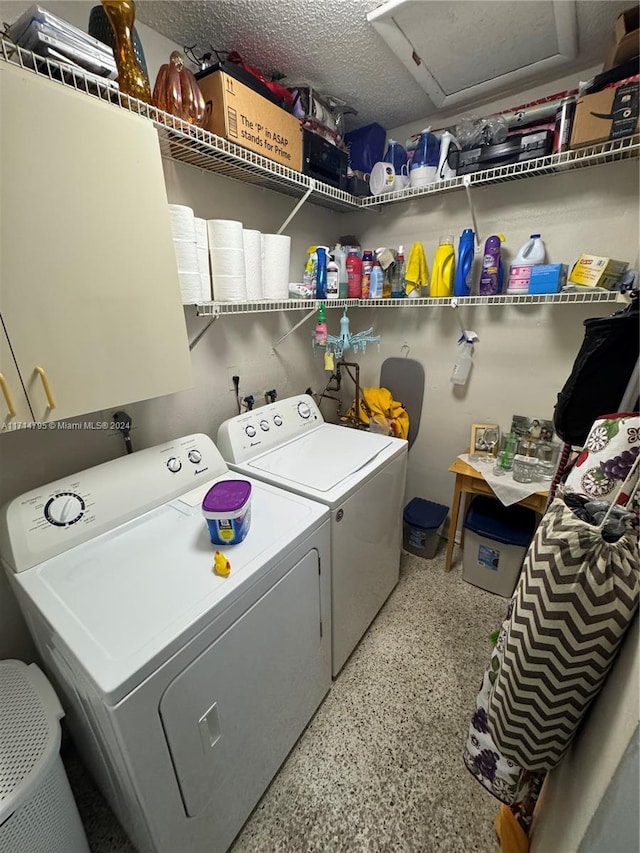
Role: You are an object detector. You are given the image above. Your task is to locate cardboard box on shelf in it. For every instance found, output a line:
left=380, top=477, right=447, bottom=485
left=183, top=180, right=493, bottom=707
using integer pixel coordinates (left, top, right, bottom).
left=568, top=255, right=628, bottom=290
left=197, top=70, right=303, bottom=172
left=570, top=80, right=639, bottom=147
left=604, top=6, right=639, bottom=71
left=615, top=6, right=639, bottom=44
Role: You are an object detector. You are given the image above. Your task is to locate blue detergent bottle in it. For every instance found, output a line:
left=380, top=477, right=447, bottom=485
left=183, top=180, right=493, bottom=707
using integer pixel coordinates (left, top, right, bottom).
left=453, top=229, right=475, bottom=297
left=315, top=246, right=328, bottom=299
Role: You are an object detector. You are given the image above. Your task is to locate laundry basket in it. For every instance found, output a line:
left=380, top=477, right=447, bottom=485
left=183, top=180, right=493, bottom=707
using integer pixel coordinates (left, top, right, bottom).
left=0, top=659, right=90, bottom=853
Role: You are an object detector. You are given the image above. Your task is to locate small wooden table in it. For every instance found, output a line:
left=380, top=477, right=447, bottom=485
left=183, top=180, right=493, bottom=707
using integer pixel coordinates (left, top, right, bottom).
left=445, top=456, right=549, bottom=573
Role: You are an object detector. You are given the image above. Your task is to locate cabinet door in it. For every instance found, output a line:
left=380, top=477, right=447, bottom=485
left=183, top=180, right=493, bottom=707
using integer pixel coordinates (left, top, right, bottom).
left=0, top=63, right=192, bottom=423
left=0, top=317, right=33, bottom=426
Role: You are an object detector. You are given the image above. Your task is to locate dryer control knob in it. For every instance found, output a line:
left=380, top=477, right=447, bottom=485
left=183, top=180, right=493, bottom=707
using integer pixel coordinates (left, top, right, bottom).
left=188, top=449, right=202, bottom=464
left=167, top=457, right=182, bottom=473
left=44, top=492, right=85, bottom=526
left=259, top=420, right=270, bottom=432
left=245, top=425, right=256, bottom=438
left=273, top=415, right=283, bottom=426
left=297, top=402, right=311, bottom=419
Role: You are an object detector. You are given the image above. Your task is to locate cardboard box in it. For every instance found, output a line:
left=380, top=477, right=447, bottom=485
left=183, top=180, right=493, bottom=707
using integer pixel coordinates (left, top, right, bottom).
left=197, top=70, right=302, bottom=172
left=615, top=7, right=639, bottom=44
left=569, top=255, right=628, bottom=290
left=570, top=81, right=639, bottom=147
left=528, top=264, right=568, bottom=294
left=604, top=33, right=640, bottom=71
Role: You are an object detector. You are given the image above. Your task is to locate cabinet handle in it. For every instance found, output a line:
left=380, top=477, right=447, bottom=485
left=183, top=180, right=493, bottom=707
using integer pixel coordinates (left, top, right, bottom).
left=34, top=366, right=56, bottom=410
left=0, top=373, right=17, bottom=417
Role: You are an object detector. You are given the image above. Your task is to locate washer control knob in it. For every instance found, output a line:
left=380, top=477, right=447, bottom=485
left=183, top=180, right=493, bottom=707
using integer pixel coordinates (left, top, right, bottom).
left=259, top=420, right=270, bottom=432
left=245, top=425, right=256, bottom=438
left=167, top=457, right=182, bottom=473
left=188, top=449, right=202, bottom=464
left=297, top=402, right=311, bottom=419
left=44, top=492, right=85, bottom=526
left=273, top=415, right=283, bottom=427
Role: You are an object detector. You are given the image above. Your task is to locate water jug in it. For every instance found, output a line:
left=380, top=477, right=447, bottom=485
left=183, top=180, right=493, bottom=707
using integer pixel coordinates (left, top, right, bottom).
left=453, top=229, right=475, bottom=297
left=410, top=128, right=440, bottom=187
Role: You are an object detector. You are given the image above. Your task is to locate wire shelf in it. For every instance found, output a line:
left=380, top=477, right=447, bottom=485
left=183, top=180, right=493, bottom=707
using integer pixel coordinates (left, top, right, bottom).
left=3, top=40, right=637, bottom=215
left=196, top=290, right=621, bottom=315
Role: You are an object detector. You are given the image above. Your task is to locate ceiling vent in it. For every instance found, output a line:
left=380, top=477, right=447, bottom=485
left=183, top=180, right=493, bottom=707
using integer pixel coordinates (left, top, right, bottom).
left=367, top=0, right=578, bottom=110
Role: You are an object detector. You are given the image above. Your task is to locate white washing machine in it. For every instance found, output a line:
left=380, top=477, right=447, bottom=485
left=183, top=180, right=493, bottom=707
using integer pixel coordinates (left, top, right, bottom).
left=0, top=434, right=331, bottom=853
left=217, top=395, right=408, bottom=676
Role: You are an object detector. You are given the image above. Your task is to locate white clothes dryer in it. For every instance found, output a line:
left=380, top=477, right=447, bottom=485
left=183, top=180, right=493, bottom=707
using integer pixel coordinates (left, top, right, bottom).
left=0, top=434, right=331, bottom=853
left=217, top=395, right=408, bottom=676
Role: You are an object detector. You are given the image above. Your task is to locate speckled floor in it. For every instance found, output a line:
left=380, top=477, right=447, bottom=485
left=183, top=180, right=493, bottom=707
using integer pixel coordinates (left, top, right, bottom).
left=65, top=549, right=507, bottom=853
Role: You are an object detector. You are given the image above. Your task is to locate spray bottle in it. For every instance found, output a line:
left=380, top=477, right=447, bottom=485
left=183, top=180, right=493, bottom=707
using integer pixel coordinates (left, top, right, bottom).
left=334, top=244, right=349, bottom=299
left=314, top=302, right=328, bottom=346
left=450, top=341, right=474, bottom=385
left=479, top=234, right=506, bottom=295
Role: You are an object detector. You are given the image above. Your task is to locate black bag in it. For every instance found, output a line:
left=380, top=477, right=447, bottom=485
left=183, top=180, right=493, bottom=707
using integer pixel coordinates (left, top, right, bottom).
left=553, top=296, right=639, bottom=446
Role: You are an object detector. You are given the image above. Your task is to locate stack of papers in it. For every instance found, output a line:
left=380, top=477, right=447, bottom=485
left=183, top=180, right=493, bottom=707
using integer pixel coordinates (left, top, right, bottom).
left=7, top=4, right=118, bottom=82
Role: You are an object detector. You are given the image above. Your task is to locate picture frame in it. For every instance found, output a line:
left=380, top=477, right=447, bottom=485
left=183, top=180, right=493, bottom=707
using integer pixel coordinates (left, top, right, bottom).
left=470, top=423, right=501, bottom=459
left=510, top=414, right=555, bottom=444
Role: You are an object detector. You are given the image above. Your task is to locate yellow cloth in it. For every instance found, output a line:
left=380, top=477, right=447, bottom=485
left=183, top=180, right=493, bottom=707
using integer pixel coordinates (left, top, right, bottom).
left=405, top=241, right=429, bottom=295
left=495, top=806, right=530, bottom=853
left=343, top=387, right=409, bottom=440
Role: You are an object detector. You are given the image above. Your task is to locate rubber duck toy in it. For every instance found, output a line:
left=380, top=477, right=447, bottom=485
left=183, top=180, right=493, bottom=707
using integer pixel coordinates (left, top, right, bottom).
left=213, top=550, right=231, bottom=577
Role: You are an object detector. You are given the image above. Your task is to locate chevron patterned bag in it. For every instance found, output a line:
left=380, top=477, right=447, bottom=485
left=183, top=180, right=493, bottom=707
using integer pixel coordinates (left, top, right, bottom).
left=488, top=497, right=639, bottom=771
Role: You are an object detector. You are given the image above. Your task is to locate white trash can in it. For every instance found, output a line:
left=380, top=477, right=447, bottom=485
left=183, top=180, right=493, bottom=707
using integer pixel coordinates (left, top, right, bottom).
left=0, top=659, right=90, bottom=853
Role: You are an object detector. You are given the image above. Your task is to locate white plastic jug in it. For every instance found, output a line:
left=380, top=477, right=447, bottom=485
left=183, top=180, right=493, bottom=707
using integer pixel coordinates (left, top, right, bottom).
left=437, top=131, right=460, bottom=182
left=512, top=234, right=546, bottom=266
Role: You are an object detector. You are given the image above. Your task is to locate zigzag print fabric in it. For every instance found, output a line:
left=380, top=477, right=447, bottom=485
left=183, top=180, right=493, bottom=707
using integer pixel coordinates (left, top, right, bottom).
left=488, top=498, right=639, bottom=771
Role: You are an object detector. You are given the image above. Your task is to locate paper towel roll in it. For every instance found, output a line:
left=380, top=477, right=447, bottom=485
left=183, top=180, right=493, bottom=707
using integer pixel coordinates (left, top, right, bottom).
left=197, top=247, right=210, bottom=275
left=212, top=274, right=247, bottom=303
left=261, top=233, right=291, bottom=300
left=168, top=205, right=196, bottom=241
left=200, top=274, right=212, bottom=303
left=173, top=239, right=199, bottom=273
left=207, top=219, right=244, bottom=249
left=243, top=229, right=263, bottom=301
left=194, top=217, right=208, bottom=247
left=179, top=271, right=202, bottom=305
left=209, top=247, right=246, bottom=279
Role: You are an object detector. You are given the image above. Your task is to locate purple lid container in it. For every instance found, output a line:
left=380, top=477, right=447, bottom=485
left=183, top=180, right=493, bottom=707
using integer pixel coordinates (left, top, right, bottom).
left=202, top=480, right=252, bottom=513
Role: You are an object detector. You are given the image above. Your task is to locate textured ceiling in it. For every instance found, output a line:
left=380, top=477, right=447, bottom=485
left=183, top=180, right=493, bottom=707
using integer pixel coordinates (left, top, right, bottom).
left=136, top=0, right=630, bottom=131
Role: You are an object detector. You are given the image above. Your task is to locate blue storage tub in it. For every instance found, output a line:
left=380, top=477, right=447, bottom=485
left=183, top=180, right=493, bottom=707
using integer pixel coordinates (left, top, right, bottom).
left=403, top=498, right=449, bottom=559
left=463, top=497, right=536, bottom=596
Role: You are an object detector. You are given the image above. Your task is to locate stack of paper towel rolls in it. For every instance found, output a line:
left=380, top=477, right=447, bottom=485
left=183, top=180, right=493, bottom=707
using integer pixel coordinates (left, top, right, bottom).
left=207, top=219, right=247, bottom=302
left=261, top=233, right=291, bottom=300
left=242, top=229, right=263, bottom=301
left=168, top=204, right=211, bottom=304
left=194, top=218, right=212, bottom=302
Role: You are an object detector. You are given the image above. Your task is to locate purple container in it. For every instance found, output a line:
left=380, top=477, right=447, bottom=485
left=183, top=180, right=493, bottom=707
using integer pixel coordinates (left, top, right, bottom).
left=202, top=480, right=252, bottom=545
left=479, top=235, right=505, bottom=295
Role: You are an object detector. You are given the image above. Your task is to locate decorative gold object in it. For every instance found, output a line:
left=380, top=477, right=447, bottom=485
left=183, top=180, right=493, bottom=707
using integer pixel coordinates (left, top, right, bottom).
left=152, top=51, right=206, bottom=126
left=101, top=0, right=151, bottom=102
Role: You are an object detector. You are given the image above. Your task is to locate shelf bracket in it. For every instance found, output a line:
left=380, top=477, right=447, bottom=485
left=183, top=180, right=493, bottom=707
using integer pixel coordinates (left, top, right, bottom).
left=463, top=176, right=482, bottom=249
left=271, top=307, right=317, bottom=351
left=277, top=181, right=315, bottom=234
left=189, top=315, right=217, bottom=350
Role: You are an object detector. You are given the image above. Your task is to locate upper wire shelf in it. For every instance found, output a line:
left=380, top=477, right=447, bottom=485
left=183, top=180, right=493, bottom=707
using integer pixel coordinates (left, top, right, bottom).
left=2, top=39, right=638, bottom=215
left=195, top=290, right=622, bottom=317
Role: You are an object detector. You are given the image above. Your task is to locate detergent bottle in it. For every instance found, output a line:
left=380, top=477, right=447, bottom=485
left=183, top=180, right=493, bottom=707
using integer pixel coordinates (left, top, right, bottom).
left=315, top=246, right=328, bottom=299
left=430, top=235, right=456, bottom=297
left=302, top=245, right=318, bottom=296
left=453, top=229, right=475, bottom=297
left=326, top=253, right=339, bottom=299
left=369, top=258, right=384, bottom=299
left=479, top=234, right=506, bottom=295
left=346, top=248, right=362, bottom=298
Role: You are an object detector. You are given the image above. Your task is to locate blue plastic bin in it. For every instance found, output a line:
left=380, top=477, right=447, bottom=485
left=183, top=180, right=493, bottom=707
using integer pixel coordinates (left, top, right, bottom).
left=403, top=498, right=449, bottom=559
left=463, top=496, right=536, bottom=596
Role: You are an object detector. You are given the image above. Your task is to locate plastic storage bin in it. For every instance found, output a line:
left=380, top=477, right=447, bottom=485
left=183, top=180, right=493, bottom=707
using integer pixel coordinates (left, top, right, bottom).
left=0, top=659, right=90, bottom=853
left=403, top=498, right=449, bottom=559
left=462, top=496, right=536, bottom=597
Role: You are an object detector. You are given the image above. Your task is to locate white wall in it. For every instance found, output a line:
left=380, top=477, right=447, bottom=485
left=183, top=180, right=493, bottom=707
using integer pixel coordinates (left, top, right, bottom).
left=0, top=4, right=638, bottom=667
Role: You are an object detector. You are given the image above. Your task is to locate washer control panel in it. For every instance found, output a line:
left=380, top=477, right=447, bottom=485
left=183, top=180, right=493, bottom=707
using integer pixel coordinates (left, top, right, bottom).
left=0, top=433, right=228, bottom=573
left=217, top=394, right=323, bottom=463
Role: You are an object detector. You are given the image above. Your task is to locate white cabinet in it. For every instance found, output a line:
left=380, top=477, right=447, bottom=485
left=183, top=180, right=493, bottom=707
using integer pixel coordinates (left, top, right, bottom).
left=0, top=318, right=32, bottom=424
left=0, top=63, right=193, bottom=426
